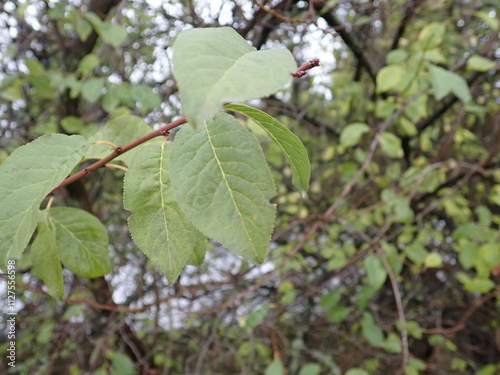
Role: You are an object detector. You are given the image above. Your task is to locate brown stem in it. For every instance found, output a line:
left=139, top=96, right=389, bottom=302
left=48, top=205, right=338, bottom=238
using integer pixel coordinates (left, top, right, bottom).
left=51, top=116, right=186, bottom=194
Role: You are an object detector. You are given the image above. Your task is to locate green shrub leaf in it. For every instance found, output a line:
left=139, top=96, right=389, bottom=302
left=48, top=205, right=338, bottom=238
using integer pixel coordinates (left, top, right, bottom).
left=170, top=112, right=276, bottom=263
left=123, top=140, right=206, bottom=281
left=0, top=134, right=90, bottom=268
left=48, top=207, right=110, bottom=278
left=224, top=103, right=310, bottom=195
left=172, top=27, right=296, bottom=126
left=31, top=210, right=64, bottom=300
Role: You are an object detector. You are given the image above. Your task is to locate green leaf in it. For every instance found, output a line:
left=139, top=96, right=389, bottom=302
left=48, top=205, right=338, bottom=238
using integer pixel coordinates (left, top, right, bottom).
left=106, top=352, right=135, bottom=375
left=467, top=55, right=496, bottom=72
left=61, top=116, right=85, bottom=134
left=85, top=115, right=152, bottom=164
left=386, top=49, right=408, bottom=65
left=474, top=11, right=500, bottom=31
left=123, top=140, right=206, bottom=282
left=418, top=23, right=446, bottom=50
left=77, top=54, right=100, bottom=75
left=326, top=305, right=351, bottom=323
left=404, top=244, right=428, bottom=265
left=244, top=304, right=270, bottom=330
left=298, top=363, right=321, bottom=375
left=428, top=64, right=471, bottom=103
left=361, top=312, right=385, bottom=346
left=75, top=15, right=92, bottom=42
left=25, top=58, right=45, bottom=75
left=364, top=255, right=387, bottom=290
left=379, top=132, right=403, bottom=158
left=424, top=252, right=443, bottom=268
left=81, top=78, right=104, bottom=103
left=376, top=65, right=404, bottom=93
left=340, top=122, right=370, bottom=148
left=224, top=103, right=310, bottom=195
left=345, top=369, right=370, bottom=375
left=31, top=210, right=64, bottom=300
left=172, top=27, right=296, bottom=126
left=265, top=358, right=285, bottom=375
left=464, top=278, right=495, bottom=294
left=100, top=22, right=128, bottom=48
left=0, top=134, right=90, bottom=268
left=49, top=207, right=110, bottom=278
left=170, top=113, right=276, bottom=263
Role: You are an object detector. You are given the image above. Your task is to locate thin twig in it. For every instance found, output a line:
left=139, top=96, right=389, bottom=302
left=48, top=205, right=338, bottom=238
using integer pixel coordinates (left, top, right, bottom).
left=50, top=116, right=186, bottom=194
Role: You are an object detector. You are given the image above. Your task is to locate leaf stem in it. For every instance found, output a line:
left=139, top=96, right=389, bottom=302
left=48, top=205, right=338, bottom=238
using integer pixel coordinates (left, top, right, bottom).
left=50, top=116, right=187, bottom=194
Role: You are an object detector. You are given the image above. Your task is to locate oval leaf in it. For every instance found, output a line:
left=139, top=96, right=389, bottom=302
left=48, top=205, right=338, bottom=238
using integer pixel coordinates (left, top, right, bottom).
left=123, top=140, right=206, bottom=281
left=340, top=122, right=370, bottom=148
left=170, top=113, right=276, bottom=263
left=0, top=134, right=90, bottom=268
left=49, top=207, right=110, bottom=278
left=224, top=103, right=310, bottom=195
left=172, top=27, right=296, bottom=126
left=31, top=210, right=64, bottom=300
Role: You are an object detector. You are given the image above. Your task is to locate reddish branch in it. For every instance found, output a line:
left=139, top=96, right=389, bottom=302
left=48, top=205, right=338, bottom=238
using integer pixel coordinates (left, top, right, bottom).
left=291, top=59, right=320, bottom=78
left=50, top=116, right=187, bottom=195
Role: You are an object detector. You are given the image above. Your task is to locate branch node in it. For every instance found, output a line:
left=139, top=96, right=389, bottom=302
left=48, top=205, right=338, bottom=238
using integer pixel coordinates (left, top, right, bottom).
left=291, top=59, right=320, bottom=78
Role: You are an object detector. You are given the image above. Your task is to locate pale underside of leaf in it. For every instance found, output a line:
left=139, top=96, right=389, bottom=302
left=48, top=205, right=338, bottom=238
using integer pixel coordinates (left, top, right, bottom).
left=170, top=112, right=276, bottom=263
left=224, top=103, right=310, bottom=195
left=0, top=134, right=90, bottom=268
left=172, top=27, right=296, bottom=126
left=123, top=140, right=206, bottom=281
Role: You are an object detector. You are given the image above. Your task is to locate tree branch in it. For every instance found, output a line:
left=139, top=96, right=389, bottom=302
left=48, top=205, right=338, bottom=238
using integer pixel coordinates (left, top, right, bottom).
left=51, top=116, right=186, bottom=194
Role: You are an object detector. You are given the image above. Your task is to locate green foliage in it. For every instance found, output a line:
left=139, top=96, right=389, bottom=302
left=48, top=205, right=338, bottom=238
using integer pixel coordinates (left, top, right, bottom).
left=172, top=27, right=296, bottom=126
left=0, top=1, right=499, bottom=374
left=0, top=134, right=90, bottom=268
left=170, top=113, right=276, bottom=263
left=123, top=140, right=206, bottom=281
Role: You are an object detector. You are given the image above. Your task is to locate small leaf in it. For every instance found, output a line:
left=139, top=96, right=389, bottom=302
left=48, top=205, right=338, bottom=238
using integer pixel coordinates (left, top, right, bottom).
left=100, top=22, right=128, bottom=48
left=386, top=49, right=408, bottom=65
left=424, top=252, right=443, bottom=268
left=345, top=369, right=370, bottom=375
left=81, top=78, right=104, bottom=103
left=379, top=132, right=403, bottom=158
left=170, top=113, right=276, bottom=263
left=225, top=103, right=310, bottom=195
left=340, top=123, right=370, bottom=148
left=31, top=211, right=64, bottom=300
left=244, top=304, right=270, bottom=330
left=364, top=255, right=387, bottom=290
left=376, top=65, right=404, bottom=93
left=265, top=359, right=285, bottom=375
left=474, top=11, right=500, bottom=31
left=77, top=54, right=100, bottom=75
left=418, top=23, right=446, bottom=50
left=61, top=116, right=84, bottom=134
left=298, top=363, right=322, bottom=375
left=464, top=278, right=495, bottom=293
left=123, top=140, right=206, bottom=282
left=106, top=352, right=135, bottom=375
left=361, top=312, right=385, bottom=346
left=0, top=134, right=90, bottom=268
left=428, top=64, right=471, bottom=103
left=172, top=27, right=296, bottom=126
left=49, top=207, right=110, bottom=278
left=467, top=55, right=496, bottom=72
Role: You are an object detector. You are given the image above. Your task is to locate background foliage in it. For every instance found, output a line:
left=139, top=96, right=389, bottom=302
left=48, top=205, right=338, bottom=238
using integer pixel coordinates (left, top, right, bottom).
left=0, top=0, right=499, bottom=374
